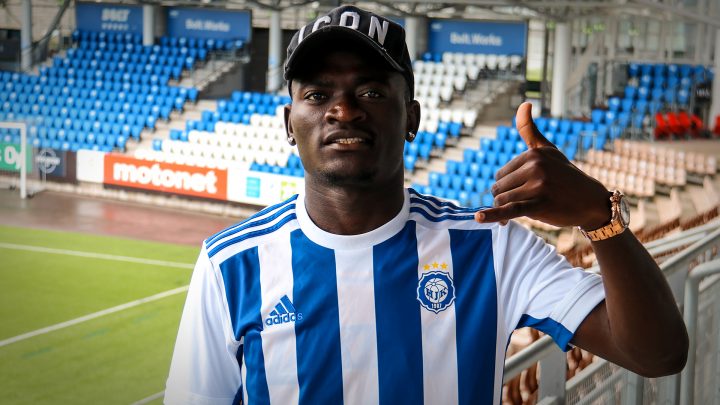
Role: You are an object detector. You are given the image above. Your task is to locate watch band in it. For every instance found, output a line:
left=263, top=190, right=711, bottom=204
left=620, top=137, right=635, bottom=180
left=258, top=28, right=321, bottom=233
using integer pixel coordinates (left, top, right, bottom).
left=581, top=220, right=626, bottom=241
left=579, top=190, right=629, bottom=241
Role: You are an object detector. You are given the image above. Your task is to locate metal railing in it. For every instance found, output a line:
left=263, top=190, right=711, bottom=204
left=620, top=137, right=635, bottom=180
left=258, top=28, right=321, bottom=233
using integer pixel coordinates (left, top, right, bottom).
left=502, top=225, right=720, bottom=404
left=681, top=259, right=720, bottom=405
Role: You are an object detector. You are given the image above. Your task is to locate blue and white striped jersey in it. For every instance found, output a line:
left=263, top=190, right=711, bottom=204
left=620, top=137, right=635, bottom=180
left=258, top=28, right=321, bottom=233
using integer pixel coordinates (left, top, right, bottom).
left=165, top=188, right=605, bottom=405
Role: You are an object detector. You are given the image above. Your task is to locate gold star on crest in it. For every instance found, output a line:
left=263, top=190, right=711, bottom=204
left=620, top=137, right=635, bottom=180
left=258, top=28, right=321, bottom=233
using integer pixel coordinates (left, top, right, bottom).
left=441, top=263, right=448, bottom=269
left=432, top=262, right=439, bottom=269
left=423, top=264, right=430, bottom=271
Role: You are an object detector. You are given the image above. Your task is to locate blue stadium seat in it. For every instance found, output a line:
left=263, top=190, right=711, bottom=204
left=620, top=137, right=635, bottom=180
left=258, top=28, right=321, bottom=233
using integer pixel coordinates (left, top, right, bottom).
left=621, top=98, right=634, bottom=112
left=485, top=151, right=498, bottom=166
left=664, top=89, right=676, bottom=104
left=679, top=64, right=692, bottom=78
left=482, top=193, right=494, bottom=207
left=651, top=87, right=664, bottom=102
left=677, top=88, right=690, bottom=105
left=624, top=85, right=637, bottom=100
left=571, top=121, right=584, bottom=135
left=653, top=64, right=666, bottom=78
left=639, top=74, right=652, bottom=87
left=617, top=112, right=631, bottom=128
left=559, top=120, right=571, bottom=135
left=404, top=155, right=416, bottom=172
left=605, top=111, right=617, bottom=124
left=608, top=97, right=621, bottom=112
left=628, top=63, right=640, bottom=78
left=631, top=113, right=644, bottom=128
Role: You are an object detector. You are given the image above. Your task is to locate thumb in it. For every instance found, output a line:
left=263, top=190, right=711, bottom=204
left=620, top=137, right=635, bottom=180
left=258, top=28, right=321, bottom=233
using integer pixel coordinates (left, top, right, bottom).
left=515, top=102, right=554, bottom=149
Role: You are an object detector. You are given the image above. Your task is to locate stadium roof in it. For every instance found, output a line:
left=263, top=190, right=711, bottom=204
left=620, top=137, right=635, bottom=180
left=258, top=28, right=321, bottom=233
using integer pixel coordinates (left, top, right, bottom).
left=146, top=0, right=720, bottom=27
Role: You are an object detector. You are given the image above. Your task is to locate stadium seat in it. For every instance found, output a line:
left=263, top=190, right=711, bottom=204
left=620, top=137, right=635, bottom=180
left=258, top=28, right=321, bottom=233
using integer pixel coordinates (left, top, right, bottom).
left=654, top=113, right=670, bottom=139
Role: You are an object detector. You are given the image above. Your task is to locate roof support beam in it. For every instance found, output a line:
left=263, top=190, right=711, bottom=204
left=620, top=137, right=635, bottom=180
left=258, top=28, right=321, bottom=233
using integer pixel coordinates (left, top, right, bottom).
left=628, top=0, right=720, bottom=28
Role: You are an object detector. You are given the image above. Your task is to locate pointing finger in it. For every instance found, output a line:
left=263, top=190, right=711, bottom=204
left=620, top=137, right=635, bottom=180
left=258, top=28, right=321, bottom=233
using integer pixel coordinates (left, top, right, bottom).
left=515, top=102, right=555, bottom=150
left=475, top=200, right=538, bottom=224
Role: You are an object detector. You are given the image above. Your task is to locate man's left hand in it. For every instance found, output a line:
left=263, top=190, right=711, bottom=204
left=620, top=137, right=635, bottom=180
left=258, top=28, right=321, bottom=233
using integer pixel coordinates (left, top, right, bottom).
left=475, top=102, right=611, bottom=230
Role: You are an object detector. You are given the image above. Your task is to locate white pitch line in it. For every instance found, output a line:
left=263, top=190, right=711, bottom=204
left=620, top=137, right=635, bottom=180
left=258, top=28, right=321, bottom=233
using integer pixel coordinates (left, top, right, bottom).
left=0, top=242, right=195, bottom=269
left=0, top=286, right=189, bottom=348
left=131, top=390, right=165, bottom=405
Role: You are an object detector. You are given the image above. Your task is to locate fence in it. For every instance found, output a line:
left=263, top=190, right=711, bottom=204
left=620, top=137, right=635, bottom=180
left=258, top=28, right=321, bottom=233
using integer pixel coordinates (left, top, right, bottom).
left=503, top=223, right=720, bottom=404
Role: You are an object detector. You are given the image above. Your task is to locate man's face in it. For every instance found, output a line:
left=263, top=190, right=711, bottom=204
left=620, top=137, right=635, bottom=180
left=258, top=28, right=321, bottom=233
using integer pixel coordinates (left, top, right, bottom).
left=285, top=50, right=418, bottom=188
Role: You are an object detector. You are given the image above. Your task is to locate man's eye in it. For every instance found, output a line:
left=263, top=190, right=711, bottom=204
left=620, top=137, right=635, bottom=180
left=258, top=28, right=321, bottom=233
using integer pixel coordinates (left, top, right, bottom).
left=361, top=90, right=382, bottom=98
left=304, top=92, right=326, bottom=101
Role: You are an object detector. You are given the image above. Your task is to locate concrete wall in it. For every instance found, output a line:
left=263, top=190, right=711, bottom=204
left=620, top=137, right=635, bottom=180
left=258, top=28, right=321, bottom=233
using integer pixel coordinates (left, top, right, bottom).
left=1, top=0, right=75, bottom=43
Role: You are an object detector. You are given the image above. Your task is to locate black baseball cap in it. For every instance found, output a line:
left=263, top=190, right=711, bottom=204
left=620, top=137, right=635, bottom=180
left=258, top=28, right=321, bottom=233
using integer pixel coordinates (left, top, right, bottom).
left=284, top=5, right=414, bottom=96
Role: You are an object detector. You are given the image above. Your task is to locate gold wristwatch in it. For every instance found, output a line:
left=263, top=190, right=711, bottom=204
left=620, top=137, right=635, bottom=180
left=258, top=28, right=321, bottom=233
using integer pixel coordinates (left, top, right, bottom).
left=580, top=190, right=630, bottom=241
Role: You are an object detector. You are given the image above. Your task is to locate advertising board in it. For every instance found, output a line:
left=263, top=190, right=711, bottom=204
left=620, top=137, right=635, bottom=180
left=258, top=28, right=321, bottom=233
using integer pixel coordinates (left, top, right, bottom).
left=35, top=148, right=77, bottom=183
left=227, top=167, right=303, bottom=206
left=103, top=154, right=228, bottom=201
left=76, top=150, right=105, bottom=183
left=0, top=142, right=31, bottom=173
left=428, top=19, right=527, bottom=55
left=75, top=2, right=143, bottom=34
left=166, top=7, right=252, bottom=41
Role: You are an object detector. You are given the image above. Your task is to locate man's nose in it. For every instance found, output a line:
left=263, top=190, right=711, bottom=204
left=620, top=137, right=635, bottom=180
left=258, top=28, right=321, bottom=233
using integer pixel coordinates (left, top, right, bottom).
left=325, top=94, right=366, bottom=123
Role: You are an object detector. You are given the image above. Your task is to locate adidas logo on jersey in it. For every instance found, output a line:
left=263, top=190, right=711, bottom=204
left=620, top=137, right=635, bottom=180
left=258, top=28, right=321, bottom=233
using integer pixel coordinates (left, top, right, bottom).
left=265, top=295, right=303, bottom=326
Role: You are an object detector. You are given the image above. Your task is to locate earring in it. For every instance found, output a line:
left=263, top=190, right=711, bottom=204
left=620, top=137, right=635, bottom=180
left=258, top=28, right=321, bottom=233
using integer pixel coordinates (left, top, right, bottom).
left=287, top=136, right=296, bottom=146
left=406, top=131, right=416, bottom=142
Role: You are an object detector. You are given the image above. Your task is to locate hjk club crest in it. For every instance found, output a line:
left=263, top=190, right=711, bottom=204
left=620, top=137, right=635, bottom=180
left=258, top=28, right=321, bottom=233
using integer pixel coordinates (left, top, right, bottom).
left=417, top=270, right=455, bottom=313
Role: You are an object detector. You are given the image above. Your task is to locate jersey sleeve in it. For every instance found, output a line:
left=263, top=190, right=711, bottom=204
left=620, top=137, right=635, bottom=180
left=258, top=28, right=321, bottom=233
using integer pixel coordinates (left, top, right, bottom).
left=494, top=221, right=606, bottom=351
left=165, top=244, right=243, bottom=404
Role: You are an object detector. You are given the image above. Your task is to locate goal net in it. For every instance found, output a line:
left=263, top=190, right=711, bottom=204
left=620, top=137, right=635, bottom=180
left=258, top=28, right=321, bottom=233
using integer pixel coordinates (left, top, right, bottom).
left=0, top=121, right=47, bottom=199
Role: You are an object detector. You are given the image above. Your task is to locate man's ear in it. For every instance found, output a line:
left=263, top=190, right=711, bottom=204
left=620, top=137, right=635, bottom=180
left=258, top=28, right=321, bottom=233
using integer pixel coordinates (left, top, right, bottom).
left=406, top=99, right=421, bottom=135
left=284, top=104, right=295, bottom=145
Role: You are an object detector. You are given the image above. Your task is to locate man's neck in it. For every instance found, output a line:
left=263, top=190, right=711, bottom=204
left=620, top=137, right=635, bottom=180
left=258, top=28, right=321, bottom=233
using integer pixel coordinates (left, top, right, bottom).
left=303, top=179, right=406, bottom=236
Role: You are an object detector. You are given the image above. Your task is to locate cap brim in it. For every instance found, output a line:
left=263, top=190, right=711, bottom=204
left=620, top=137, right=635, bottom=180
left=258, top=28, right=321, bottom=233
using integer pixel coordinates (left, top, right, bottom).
left=284, top=26, right=405, bottom=81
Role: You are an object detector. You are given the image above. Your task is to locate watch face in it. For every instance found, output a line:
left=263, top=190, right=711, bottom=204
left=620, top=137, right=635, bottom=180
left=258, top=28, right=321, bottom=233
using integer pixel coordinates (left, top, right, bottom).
left=619, top=198, right=630, bottom=225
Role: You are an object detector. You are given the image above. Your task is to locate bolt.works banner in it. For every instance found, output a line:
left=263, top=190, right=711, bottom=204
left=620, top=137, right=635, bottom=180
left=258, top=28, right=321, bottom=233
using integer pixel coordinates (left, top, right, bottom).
left=103, top=154, right=228, bottom=201
left=166, top=7, right=252, bottom=41
left=75, top=2, right=143, bottom=34
left=428, top=19, right=527, bottom=56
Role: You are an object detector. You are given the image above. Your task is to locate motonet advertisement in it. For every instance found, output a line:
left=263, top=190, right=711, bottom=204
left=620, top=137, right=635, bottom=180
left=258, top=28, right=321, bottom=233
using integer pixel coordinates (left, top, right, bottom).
left=103, top=154, right=228, bottom=200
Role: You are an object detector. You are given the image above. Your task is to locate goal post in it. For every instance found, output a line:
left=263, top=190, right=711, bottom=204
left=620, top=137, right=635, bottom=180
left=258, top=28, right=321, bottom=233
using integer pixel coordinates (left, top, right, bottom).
left=0, top=121, right=29, bottom=199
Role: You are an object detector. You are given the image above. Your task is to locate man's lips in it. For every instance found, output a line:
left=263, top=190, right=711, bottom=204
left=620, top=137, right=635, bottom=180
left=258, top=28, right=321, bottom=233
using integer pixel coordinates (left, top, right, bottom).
left=324, top=130, right=374, bottom=146
left=333, top=137, right=366, bottom=144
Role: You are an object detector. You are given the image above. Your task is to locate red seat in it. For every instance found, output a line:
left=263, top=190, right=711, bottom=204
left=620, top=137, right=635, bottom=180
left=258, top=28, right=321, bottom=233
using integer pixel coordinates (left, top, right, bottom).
left=665, top=112, right=683, bottom=136
left=689, top=114, right=704, bottom=138
left=714, top=115, right=720, bottom=137
left=677, top=111, right=693, bottom=137
left=654, top=113, right=670, bottom=139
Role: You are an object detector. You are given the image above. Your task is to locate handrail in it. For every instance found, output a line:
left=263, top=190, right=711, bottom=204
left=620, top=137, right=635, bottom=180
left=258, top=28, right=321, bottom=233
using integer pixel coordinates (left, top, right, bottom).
left=504, top=224, right=720, bottom=404
left=644, top=219, right=720, bottom=250
left=680, top=258, right=720, bottom=405
left=587, top=220, right=720, bottom=275
left=503, top=335, right=555, bottom=383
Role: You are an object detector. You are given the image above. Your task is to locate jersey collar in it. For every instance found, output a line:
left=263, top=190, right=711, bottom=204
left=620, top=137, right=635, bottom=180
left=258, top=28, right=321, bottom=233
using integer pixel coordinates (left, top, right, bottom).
left=295, top=188, right=410, bottom=250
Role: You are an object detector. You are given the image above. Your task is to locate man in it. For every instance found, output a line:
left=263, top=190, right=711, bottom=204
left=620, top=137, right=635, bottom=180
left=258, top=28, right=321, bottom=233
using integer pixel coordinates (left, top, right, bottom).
left=166, top=6, right=687, bottom=404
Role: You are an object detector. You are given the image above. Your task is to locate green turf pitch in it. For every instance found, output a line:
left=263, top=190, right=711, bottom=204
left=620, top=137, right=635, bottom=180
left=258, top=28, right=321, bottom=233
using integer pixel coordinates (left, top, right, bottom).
left=0, top=226, right=199, bottom=404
